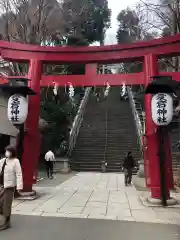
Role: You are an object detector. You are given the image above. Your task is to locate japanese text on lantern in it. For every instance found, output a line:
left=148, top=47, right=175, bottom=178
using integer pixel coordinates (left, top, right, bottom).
left=156, top=93, right=167, bottom=124
left=10, top=95, right=20, bottom=122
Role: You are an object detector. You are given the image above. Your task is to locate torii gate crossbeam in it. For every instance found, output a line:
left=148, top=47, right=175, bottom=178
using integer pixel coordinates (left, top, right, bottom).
left=0, top=35, right=180, bottom=201
left=1, top=34, right=180, bottom=63
left=2, top=72, right=180, bottom=86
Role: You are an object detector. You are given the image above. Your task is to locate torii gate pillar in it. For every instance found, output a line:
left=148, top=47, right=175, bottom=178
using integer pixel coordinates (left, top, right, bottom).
left=144, top=54, right=173, bottom=201
left=21, top=60, right=41, bottom=192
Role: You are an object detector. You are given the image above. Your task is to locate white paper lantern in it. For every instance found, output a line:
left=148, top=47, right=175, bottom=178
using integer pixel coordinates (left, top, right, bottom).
left=7, top=94, right=28, bottom=125
left=106, top=82, right=110, bottom=89
left=122, top=83, right=126, bottom=96
left=68, top=83, right=74, bottom=98
left=151, top=93, right=173, bottom=126
left=53, top=82, right=58, bottom=96
left=104, top=82, right=110, bottom=97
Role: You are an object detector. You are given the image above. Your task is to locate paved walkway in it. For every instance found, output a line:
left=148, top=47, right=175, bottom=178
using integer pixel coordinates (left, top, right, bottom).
left=12, top=173, right=180, bottom=224
left=1, top=215, right=180, bottom=240
left=37, top=171, right=76, bottom=187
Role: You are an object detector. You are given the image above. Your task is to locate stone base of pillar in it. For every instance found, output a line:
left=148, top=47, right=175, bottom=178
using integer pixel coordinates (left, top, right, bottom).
left=140, top=195, right=177, bottom=207
left=16, top=190, right=38, bottom=200
left=147, top=197, right=177, bottom=206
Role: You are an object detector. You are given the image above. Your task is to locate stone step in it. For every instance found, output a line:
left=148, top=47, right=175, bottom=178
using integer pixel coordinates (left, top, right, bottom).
left=76, top=139, right=136, bottom=143
left=71, top=88, right=141, bottom=172
left=73, top=153, right=102, bottom=156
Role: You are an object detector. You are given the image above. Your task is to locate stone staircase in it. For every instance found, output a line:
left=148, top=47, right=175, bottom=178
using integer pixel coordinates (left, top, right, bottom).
left=170, top=117, right=180, bottom=172
left=105, top=87, right=141, bottom=172
left=70, top=87, right=141, bottom=172
left=70, top=90, right=106, bottom=171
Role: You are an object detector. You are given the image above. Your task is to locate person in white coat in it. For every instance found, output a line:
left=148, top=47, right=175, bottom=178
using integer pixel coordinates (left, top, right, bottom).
left=0, top=146, right=23, bottom=230
left=45, top=150, right=55, bottom=179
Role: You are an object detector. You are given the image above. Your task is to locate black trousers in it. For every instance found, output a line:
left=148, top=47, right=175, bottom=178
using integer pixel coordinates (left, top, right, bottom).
left=124, top=168, right=132, bottom=185
left=45, top=161, right=54, bottom=178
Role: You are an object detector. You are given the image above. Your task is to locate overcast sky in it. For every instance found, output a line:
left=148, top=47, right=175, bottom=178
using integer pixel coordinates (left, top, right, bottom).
left=105, top=0, right=138, bottom=44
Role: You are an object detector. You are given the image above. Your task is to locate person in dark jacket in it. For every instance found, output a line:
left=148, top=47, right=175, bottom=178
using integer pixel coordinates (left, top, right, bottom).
left=122, top=151, right=135, bottom=186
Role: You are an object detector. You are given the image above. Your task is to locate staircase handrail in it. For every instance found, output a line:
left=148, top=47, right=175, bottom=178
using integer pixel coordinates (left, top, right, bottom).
left=67, top=87, right=92, bottom=156
left=127, top=87, right=143, bottom=149
left=103, top=107, right=108, bottom=162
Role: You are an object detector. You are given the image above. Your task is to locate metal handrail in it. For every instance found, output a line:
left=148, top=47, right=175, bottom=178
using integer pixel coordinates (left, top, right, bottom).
left=67, top=87, right=92, bottom=156
left=127, top=87, right=143, bottom=149
left=103, top=85, right=111, bottom=163
left=103, top=105, right=108, bottom=163
left=134, top=100, right=145, bottom=134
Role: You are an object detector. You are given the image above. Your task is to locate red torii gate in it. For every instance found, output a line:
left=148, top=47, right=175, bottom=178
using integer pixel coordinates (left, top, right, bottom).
left=0, top=34, right=180, bottom=200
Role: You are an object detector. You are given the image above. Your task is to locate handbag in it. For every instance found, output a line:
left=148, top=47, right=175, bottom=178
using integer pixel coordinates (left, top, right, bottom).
left=0, top=159, right=6, bottom=204
left=0, top=159, right=7, bottom=186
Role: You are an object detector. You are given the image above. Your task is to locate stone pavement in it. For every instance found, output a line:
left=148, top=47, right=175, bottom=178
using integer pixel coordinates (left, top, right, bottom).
left=37, top=171, right=76, bottom=187
left=12, top=173, right=180, bottom=224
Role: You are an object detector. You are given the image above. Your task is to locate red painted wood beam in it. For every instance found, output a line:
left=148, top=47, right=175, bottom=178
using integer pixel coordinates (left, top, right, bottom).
left=41, top=73, right=145, bottom=86
left=1, top=34, right=180, bottom=63
left=160, top=72, right=180, bottom=82
left=0, top=73, right=145, bottom=86
left=1, top=72, right=180, bottom=87
left=0, top=76, right=8, bottom=84
left=0, top=34, right=180, bottom=54
left=1, top=43, right=180, bottom=63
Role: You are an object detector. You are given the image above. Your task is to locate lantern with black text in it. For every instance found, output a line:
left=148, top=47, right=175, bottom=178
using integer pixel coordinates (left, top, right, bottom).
left=68, top=82, right=74, bottom=99
left=0, top=77, right=36, bottom=175
left=7, top=94, right=28, bottom=125
left=145, top=76, right=178, bottom=207
left=151, top=93, right=173, bottom=126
